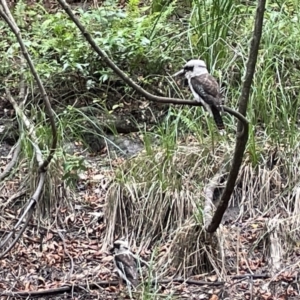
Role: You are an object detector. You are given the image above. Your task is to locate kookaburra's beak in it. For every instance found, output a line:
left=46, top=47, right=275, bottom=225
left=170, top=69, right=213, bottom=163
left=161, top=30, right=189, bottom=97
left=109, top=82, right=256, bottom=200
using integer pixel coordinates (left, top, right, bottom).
left=172, top=69, right=185, bottom=77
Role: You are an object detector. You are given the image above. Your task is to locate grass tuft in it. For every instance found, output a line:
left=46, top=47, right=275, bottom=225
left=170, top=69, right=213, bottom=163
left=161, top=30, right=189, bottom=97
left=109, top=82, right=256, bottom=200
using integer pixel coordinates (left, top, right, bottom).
left=104, top=140, right=230, bottom=274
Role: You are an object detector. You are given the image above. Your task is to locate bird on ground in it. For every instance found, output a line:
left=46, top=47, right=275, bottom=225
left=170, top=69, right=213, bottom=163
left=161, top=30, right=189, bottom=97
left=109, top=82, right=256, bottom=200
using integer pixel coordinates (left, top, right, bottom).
left=173, top=59, right=225, bottom=131
left=112, top=240, right=139, bottom=289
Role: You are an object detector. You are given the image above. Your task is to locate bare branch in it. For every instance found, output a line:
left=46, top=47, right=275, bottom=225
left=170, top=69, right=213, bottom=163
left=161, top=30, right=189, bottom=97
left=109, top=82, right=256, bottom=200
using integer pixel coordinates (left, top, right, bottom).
left=56, top=0, right=247, bottom=128
left=0, top=139, right=21, bottom=181
left=0, top=1, right=57, bottom=172
left=206, top=0, right=266, bottom=232
left=0, top=277, right=225, bottom=297
left=0, top=274, right=271, bottom=297
left=0, top=172, right=46, bottom=257
left=5, top=88, right=44, bottom=166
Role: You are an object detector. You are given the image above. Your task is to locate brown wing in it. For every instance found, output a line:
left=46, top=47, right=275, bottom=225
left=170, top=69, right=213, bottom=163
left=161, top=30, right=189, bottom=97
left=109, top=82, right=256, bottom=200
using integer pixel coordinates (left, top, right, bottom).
left=191, top=75, right=224, bottom=130
left=192, top=74, right=222, bottom=106
left=197, top=74, right=220, bottom=97
left=115, top=253, right=138, bottom=286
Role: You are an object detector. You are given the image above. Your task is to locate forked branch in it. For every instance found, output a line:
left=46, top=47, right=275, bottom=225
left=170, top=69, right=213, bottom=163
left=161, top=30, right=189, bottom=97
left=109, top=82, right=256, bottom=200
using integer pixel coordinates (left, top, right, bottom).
left=56, top=0, right=256, bottom=234
left=206, top=0, right=266, bottom=232
left=0, top=0, right=58, bottom=256
left=0, top=0, right=57, bottom=172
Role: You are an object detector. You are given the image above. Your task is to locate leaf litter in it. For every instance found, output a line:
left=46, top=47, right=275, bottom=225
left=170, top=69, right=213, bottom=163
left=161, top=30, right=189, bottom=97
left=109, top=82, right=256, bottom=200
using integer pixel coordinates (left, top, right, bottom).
left=1, top=139, right=300, bottom=299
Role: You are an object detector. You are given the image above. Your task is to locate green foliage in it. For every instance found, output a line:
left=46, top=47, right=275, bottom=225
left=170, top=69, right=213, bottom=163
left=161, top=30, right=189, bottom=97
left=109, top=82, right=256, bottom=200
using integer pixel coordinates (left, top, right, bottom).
left=62, top=155, right=87, bottom=188
left=245, top=1, right=300, bottom=147
left=2, top=0, right=300, bottom=167
left=0, top=0, right=184, bottom=85
left=151, top=0, right=171, bottom=13
left=127, top=0, right=141, bottom=15
left=189, top=0, right=242, bottom=64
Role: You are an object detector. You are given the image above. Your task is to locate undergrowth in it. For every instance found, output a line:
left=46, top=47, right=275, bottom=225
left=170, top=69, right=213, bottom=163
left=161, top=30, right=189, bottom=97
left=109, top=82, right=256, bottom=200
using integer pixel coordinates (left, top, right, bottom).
left=2, top=0, right=300, bottom=282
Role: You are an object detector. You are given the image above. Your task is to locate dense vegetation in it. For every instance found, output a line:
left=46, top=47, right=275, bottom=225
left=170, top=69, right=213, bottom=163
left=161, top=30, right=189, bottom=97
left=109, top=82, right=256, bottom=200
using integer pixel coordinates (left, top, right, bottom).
left=1, top=0, right=300, bottom=298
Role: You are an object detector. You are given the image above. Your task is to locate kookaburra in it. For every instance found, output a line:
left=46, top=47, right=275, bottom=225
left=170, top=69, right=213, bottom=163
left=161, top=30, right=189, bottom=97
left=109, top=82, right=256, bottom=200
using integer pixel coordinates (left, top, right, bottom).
left=173, top=59, right=225, bottom=131
left=112, top=240, right=139, bottom=288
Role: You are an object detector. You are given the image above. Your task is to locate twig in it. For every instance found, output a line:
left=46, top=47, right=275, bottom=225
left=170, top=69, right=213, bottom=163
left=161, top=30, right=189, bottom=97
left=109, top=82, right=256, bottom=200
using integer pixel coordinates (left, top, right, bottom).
left=0, top=172, right=46, bottom=257
left=157, top=278, right=224, bottom=286
left=231, top=274, right=270, bottom=280
left=0, top=139, right=21, bottom=181
left=0, top=278, right=225, bottom=297
left=0, top=275, right=272, bottom=297
left=57, top=230, right=75, bottom=281
left=206, top=0, right=266, bottom=232
left=0, top=188, right=26, bottom=208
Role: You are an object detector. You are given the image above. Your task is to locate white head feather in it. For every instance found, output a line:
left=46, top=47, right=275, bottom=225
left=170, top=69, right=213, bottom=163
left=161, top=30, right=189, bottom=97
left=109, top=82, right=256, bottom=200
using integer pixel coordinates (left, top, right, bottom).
left=113, top=240, right=130, bottom=254
left=173, top=59, right=208, bottom=79
left=183, top=59, right=208, bottom=78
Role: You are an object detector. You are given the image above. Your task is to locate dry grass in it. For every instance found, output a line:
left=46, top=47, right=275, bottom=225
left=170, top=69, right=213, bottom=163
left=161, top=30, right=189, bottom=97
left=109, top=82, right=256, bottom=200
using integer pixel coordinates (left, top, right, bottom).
left=104, top=137, right=300, bottom=279
left=104, top=141, right=229, bottom=273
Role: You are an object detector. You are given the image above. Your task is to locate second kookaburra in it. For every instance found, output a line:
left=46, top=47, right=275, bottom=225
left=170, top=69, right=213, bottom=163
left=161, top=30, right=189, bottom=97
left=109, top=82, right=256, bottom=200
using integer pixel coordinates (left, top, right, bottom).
left=173, top=59, right=225, bottom=131
left=112, top=240, right=139, bottom=288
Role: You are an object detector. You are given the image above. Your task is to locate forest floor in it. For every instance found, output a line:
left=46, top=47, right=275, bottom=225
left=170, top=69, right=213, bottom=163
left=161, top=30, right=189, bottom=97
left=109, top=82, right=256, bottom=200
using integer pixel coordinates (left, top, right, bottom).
left=1, top=137, right=300, bottom=300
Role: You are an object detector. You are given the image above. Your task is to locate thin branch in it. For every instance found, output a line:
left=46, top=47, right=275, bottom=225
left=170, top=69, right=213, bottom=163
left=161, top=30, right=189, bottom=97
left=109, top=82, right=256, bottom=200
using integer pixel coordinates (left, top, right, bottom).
left=206, top=0, right=266, bottom=232
left=158, top=278, right=224, bottom=286
left=56, top=0, right=248, bottom=128
left=0, top=189, right=26, bottom=208
left=0, top=1, right=57, bottom=172
left=0, top=172, right=46, bottom=257
left=0, top=274, right=273, bottom=297
left=231, top=274, right=270, bottom=280
left=5, top=88, right=44, bottom=166
left=0, top=278, right=225, bottom=297
left=0, top=139, right=21, bottom=181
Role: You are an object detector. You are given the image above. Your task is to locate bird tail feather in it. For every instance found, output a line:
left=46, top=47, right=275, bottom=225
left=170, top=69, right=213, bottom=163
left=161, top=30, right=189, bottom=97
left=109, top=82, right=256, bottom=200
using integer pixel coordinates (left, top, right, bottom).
left=211, top=106, right=225, bottom=131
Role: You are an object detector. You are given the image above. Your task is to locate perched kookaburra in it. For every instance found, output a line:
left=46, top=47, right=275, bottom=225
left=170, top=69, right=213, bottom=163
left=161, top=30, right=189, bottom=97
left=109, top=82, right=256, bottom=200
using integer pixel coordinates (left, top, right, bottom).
left=112, top=240, right=139, bottom=288
left=173, top=59, right=225, bottom=131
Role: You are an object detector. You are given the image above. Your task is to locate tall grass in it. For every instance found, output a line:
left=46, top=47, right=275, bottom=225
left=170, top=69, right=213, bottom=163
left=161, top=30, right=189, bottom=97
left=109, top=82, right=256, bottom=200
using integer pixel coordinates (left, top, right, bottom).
left=189, top=0, right=243, bottom=64
left=181, top=0, right=300, bottom=160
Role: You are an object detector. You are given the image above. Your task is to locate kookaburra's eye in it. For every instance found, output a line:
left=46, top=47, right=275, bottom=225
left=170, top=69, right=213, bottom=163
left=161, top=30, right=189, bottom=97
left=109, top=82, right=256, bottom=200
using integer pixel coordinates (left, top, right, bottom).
left=184, top=66, right=194, bottom=72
